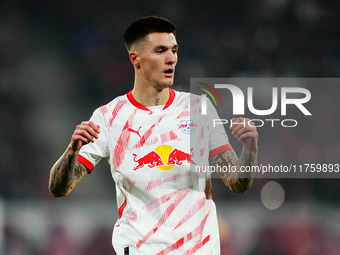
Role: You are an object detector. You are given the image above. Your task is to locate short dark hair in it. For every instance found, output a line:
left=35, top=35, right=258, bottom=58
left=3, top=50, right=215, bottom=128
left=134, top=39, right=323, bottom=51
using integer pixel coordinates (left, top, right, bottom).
left=124, top=16, right=176, bottom=51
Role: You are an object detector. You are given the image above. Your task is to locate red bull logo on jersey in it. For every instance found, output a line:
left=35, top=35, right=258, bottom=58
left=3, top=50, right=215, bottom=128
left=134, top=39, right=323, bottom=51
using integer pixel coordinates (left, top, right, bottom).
left=178, top=120, right=197, bottom=134
left=132, top=145, right=195, bottom=171
left=132, top=151, right=165, bottom=170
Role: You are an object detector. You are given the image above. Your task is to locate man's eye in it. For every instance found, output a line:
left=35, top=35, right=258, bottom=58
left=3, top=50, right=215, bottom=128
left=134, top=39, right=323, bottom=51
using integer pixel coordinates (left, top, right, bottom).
left=156, top=50, right=164, bottom=54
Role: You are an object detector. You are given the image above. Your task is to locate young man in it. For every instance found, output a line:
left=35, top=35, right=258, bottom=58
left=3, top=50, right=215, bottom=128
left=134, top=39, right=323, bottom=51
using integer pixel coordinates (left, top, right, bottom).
left=49, top=16, right=258, bottom=254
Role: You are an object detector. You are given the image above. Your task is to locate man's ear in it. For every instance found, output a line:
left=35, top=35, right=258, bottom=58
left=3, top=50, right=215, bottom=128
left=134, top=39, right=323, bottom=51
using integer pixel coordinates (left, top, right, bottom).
left=129, top=51, right=140, bottom=68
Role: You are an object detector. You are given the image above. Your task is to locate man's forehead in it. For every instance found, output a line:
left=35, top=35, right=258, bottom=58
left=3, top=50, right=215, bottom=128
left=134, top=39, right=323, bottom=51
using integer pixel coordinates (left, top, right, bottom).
left=130, top=32, right=177, bottom=52
left=144, top=32, right=177, bottom=47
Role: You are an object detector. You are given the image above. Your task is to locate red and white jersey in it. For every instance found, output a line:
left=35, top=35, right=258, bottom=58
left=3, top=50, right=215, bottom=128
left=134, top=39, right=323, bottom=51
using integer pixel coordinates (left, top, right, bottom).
left=77, top=89, right=231, bottom=254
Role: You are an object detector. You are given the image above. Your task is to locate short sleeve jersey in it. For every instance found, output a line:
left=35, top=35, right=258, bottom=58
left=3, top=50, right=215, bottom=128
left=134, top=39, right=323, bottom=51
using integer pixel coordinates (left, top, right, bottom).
left=77, top=89, right=232, bottom=254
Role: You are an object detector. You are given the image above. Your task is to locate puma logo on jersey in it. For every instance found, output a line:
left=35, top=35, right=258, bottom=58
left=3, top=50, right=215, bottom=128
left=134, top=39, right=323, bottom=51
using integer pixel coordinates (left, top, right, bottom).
left=127, top=126, right=142, bottom=138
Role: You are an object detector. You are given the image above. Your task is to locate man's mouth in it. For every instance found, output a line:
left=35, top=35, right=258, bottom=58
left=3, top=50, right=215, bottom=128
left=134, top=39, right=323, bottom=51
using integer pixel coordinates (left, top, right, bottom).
left=164, top=68, right=174, bottom=77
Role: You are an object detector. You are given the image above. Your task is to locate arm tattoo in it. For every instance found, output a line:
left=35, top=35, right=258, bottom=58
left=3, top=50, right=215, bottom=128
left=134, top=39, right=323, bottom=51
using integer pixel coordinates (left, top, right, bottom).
left=49, top=151, right=88, bottom=197
left=209, top=149, right=257, bottom=194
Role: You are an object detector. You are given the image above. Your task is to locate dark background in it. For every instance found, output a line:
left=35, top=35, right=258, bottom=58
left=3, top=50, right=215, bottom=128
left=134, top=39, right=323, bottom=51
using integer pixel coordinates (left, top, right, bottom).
left=1, top=0, right=340, bottom=254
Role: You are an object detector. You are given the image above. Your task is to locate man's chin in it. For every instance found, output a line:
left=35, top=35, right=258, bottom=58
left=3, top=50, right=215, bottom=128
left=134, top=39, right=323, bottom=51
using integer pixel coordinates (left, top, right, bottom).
left=159, top=80, right=174, bottom=89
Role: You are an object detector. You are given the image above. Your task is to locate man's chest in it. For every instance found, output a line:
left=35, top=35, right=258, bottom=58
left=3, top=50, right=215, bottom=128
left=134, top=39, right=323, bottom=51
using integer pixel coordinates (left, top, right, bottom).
left=107, top=108, right=201, bottom=182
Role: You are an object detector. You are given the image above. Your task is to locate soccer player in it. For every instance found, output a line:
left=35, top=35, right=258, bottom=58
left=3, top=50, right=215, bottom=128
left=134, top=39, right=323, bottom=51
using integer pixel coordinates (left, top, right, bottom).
left=49, top=16, right=258, bottom=254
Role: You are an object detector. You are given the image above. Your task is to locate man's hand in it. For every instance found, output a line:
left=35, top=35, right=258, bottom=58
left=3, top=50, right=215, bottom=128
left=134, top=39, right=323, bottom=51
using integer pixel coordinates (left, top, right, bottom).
left=209, top=117, right=258, bottom=194
left=49, top=121, right=100, bottom=197
left=229, top=117, right=258, bottom=151
left=70, top=121, right=100, bottom=152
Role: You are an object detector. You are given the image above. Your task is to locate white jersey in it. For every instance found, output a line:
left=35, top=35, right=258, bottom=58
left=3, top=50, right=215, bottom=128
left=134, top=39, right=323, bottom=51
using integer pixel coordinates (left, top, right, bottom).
left=77, top=89, right=231, bottom=254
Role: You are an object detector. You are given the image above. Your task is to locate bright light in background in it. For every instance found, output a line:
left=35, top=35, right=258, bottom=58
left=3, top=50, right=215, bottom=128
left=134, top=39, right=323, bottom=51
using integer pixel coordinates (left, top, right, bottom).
left=261, top=181, right=285, bottom=210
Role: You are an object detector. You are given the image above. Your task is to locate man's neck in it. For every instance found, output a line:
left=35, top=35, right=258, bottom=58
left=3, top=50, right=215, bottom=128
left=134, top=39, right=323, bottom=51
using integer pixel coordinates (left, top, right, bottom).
left=131, top=86, right=170, bottom=107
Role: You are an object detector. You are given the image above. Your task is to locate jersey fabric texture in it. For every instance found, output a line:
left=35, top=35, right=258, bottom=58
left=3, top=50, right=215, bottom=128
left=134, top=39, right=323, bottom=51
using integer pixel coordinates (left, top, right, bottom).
left=77, top=89, right=232, bottom=254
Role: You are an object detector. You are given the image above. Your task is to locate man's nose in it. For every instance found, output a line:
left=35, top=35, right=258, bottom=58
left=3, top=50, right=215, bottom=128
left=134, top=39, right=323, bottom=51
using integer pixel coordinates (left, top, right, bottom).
left=166, top=52, right=177, bottom=65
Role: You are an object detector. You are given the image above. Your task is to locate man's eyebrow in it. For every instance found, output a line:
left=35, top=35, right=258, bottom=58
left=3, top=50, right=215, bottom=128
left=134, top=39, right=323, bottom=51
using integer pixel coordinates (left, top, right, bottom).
left=154, top=44, right=179, bottom=50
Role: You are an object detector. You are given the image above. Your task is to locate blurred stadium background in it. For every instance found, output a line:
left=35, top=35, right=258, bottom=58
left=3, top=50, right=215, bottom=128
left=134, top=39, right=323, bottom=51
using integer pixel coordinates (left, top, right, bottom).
left=1, top=0, right=340, bottom=254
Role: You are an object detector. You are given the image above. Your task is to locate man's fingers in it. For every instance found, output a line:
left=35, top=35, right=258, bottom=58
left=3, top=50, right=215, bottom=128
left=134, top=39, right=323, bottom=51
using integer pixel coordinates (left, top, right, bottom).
left=75, top=129, right=95, bottom=143
left=230, top=117, right=247, bottom=129
left=230, top=118, right=248, bottom=136
left=73, top=134, right=91, bottom=144
left=69, top=121, right=100, bottom=152
left=231, top=123, right=243, bottom=136
left=78, top=122, right=100, bottom=139
left=233, top=125, right=253, bottom=139
left=238, top=131, right=258, bottom=141
left=229, top=117, right=258, bottom=141
left=233, top=127, right=245, bottom=139
left=86, top=121, right=101, bottom=134
left=72, top=121, right=101, bottom=146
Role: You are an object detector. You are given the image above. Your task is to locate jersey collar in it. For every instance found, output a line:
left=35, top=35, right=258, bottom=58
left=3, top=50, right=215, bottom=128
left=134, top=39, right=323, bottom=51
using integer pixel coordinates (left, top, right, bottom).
left=126, top=88, right=175, bottom=112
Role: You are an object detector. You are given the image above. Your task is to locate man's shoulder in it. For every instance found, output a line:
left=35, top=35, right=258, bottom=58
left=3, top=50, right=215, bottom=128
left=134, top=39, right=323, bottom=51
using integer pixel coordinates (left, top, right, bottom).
left=172, top=89, right=189, bottom=96
left=172, top=90, right=202, bottom=104
left=173, top=89, right=201, bottom=97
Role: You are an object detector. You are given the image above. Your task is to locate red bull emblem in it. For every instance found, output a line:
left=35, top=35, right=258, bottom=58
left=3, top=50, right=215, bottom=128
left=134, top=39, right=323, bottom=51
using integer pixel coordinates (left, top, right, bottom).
left=132, top=145, right=195, bottom=171
left=132, top=151, right=164, bottom=171
left=178, top=120, right=197, bottom=134
left=167, top=149, right=193, bottom=165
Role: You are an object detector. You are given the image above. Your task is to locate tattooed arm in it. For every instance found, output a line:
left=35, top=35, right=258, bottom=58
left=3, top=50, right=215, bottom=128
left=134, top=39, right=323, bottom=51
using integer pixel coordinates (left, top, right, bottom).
left=209, top=117, right=258, bottom=194
left=49, top=149, right=88, bottom=197
left=49, top=121, right=100, bottom=197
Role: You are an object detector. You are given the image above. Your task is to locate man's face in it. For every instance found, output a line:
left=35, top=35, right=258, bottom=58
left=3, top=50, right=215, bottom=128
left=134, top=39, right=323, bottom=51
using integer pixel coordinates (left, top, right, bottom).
left=135, top=32, right=178, bottom=89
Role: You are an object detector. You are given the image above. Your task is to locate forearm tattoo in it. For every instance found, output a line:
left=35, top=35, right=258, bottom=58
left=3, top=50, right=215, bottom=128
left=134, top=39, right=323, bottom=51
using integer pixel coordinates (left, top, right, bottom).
left=209, top=149, right=257, bottom=193
left=49, top=152, right=88, bottom=196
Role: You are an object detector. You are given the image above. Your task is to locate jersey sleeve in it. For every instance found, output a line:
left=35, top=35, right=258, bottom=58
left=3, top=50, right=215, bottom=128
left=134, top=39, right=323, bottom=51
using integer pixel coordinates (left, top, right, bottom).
left=206, top=99, right=232, bottom=157
left=77, top=108, right=109, bottom=173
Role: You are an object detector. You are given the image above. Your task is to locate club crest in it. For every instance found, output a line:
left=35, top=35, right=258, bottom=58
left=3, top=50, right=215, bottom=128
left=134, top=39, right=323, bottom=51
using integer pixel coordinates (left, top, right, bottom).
left=178, top=120, right=197, bottom=134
